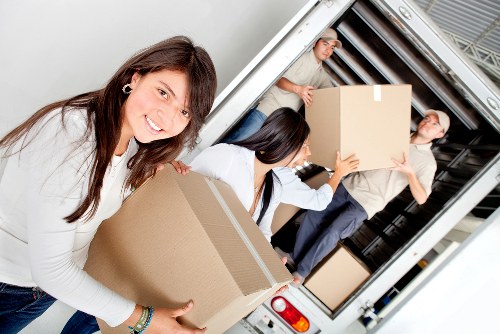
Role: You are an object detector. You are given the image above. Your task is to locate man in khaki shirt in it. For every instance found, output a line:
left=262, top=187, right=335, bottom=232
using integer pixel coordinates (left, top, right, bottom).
left=221, top=28, right=342, bottom=143
left=276, top=110, right=451, bottom=286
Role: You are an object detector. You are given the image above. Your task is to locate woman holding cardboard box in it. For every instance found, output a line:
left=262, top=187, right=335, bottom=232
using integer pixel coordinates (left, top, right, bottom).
left=0, top=36, right=216, bottom=334
left=185, top=108, right=359, bottom=242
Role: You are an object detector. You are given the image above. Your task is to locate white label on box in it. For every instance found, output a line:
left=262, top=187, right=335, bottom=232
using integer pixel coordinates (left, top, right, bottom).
left=373, top=85, right=382, bottom=102
left=205, top=178, right=276, bottom=286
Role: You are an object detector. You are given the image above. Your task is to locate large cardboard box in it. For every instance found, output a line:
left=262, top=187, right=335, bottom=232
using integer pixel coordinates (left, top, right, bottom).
left=304, top=244, right=371, bottom=311
left=271, top=170, right=330, bottom=235
left=306, top=84, right=411, bottom=171
left=85, top=165, right=292, bottom=334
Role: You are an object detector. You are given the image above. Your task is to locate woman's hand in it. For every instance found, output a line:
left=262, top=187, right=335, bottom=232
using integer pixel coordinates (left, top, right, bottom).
left=334, top=151, right=359, bottom=178
left=169, top=160, right=191, bottom=175
left=133, top=302, right=206, bottom=334
left=273, top=257, right=289, bottom=295
left=326, top=152, right=359, bottom=193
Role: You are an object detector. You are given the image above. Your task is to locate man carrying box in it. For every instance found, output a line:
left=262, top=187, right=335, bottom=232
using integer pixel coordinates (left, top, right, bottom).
left=276, top=110, right=450, bottom=286
left=222, top=28, right=342, bottom=143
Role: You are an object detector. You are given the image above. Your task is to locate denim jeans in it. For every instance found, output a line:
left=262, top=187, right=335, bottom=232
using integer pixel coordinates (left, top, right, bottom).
left=220, top=107, right=267, bottom=143
left=292, top=183, right=368, bottom=278
left=61, top=310, right=100, bottom=334
left=0, top=282, right=57, bottom=333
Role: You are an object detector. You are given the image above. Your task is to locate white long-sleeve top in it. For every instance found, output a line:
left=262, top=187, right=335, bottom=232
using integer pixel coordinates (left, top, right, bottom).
left=0, top=109, right=136, bottom=327
left=190, top=144, right=334, bottom=241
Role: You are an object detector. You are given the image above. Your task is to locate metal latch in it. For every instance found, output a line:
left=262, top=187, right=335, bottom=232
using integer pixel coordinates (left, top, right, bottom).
left=360, top=300, right=380, bottom=323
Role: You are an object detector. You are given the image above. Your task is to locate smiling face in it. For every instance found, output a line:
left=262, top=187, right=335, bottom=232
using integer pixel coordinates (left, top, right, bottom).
left=285, top=137, right=312, bottom=168
left=120, top=69, right=191, bottom=146
left=313, top=39, right=337, bottom=62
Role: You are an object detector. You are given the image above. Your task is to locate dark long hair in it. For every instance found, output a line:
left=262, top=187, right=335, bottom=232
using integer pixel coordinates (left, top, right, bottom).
left=0, top=36, right=217, bottom=223
left=235, top=107, right=310, bottom=224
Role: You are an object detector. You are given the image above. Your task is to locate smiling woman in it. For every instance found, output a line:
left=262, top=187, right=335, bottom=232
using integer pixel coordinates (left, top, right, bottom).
left=0, top=36, right=216, bottom=334
left=118, top=70, right=193, bottom=154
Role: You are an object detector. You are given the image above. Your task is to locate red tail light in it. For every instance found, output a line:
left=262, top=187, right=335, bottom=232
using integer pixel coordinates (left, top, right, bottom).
left=271, top=296, right=310, bottom=332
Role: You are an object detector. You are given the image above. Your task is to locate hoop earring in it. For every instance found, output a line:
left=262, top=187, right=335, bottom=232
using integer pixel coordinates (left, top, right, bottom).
left=122, top=84, right=132, bottom=95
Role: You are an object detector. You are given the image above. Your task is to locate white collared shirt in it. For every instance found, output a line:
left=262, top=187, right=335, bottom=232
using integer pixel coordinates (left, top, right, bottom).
left=190, top=144, right=334, bottom=241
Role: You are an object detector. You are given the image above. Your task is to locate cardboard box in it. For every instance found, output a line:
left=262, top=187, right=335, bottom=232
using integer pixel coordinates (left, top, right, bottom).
left=271, top=170, right=331, bottom=235
left=304, top=244, right=371, bottom=311
left=84, top=165, right=292, bottom=334
left=306, top=84, right=411, bottom=171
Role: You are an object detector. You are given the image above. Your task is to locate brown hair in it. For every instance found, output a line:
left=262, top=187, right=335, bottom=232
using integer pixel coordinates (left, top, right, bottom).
left=0, top=36, right=217, bottom=222
left=235, top=108, right=310, bottom=225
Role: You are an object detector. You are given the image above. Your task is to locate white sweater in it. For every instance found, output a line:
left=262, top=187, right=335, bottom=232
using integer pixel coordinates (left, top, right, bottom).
left=190, top=144, right=334, bottom=241
left=0, top=109, right=136, bottom=327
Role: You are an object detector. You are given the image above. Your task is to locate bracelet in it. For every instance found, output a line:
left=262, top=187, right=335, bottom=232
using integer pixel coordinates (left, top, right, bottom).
left=128, top=306, right=154, bottom=334
left=144, top=306, right=154, bottom=331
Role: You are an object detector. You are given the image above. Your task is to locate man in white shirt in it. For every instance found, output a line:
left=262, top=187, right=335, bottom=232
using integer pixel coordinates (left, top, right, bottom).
left=221, top=28, right=342, bottom=143
left=277, top=110, right=451, bottom=286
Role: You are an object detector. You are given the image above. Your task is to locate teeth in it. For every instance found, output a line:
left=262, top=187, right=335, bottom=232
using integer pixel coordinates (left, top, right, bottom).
left=146, top=116, right=162, bottom=131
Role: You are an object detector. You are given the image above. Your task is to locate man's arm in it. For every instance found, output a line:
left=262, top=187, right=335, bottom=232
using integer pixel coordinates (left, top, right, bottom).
left=391, top=152, right=429, bottom=204
left=275, top=77, right=315, bottom=107
left=406, top=172, right=429, bottom=204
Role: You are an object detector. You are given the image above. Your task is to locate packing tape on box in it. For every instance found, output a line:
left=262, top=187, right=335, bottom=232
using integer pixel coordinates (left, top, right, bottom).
left=373, top=85, right=382, bottom=102
left=205, top=178, right=277, bottom=287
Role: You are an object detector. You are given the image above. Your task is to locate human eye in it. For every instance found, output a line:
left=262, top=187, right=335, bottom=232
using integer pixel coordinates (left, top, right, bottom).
left=180, top=109, right=191, bottom=118
left=158, top=89, right=170, bottom=99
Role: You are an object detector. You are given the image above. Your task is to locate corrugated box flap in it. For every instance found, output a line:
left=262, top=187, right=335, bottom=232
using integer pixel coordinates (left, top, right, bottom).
left=212, top=181, right=292, bottom=284
left=173, top=169, right=291, bottom=294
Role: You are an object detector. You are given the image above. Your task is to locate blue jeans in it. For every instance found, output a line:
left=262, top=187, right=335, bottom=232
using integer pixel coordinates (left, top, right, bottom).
left=0, top=282, right=56, bottom=333
left=292, top=183, right=368, bottom=278
left=61, top=310, right=99, bottom=334
left=220, top=107, right=267, bottom=143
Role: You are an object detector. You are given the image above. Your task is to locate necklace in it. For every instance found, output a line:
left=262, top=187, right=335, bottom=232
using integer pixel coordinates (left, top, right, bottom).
left=254, top=174, right=265, bottom=193
left=250, top=181, right=264, bottom=216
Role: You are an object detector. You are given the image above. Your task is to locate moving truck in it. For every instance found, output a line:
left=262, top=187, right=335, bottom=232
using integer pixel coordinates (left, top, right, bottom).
left=180, top=0, right=500, bottom=332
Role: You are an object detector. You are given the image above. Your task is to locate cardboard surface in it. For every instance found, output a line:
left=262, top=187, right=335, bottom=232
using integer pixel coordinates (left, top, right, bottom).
left=304, top=244, right=371, bottom=311
left=306, top=84, right=411, bottom=171
left=85, top=165, right=291, bottom=334
left=271, top=170, right=331, bottom=235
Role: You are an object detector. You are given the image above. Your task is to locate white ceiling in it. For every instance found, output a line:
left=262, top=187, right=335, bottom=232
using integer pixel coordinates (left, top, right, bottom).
left=415, top=0, right=500, bottom=83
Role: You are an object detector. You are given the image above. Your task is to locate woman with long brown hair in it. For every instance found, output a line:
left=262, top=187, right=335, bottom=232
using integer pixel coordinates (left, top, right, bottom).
left=0, top=36, right=216, bottom=333
left=188, top=108, right=359, bottom=242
